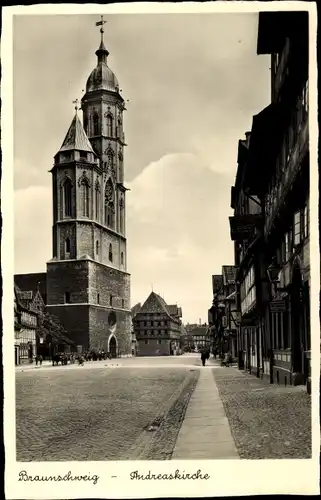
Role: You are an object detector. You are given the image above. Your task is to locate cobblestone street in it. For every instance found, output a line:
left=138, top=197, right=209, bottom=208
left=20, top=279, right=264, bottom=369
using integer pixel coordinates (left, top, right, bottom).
left=213, top=366, right=312, bottom=459
left=16, top=355, right=312, bottom=461
left=16, top=356, right=200, bottom=461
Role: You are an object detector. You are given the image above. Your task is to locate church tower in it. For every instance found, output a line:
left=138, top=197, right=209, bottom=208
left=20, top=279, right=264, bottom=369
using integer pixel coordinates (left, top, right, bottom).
left=46, top=18, right=131, bottom=357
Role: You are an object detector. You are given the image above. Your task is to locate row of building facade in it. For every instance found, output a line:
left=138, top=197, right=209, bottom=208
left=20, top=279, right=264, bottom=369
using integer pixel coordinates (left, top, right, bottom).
left=208, top=11, right=311, bottom=393
left=132, top=292, right=183, bottom=356
left=14, top=278, right=76, bottom=365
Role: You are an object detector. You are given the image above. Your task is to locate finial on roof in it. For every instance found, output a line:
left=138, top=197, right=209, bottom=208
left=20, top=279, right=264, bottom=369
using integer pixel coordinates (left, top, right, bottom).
left=95, top=15, right=109, bottom=62
left=72, top=98, right=79, bottom=113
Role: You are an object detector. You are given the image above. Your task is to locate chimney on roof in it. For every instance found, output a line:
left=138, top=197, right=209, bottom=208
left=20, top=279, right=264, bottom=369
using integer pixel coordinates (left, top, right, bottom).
left=245, top=131, right=251, bottom=148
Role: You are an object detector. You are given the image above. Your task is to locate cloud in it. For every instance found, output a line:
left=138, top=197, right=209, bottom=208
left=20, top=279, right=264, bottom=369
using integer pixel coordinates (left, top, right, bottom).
left=13, top=14, right=270, bottom=323
left=14, top=185, right=52, bottom=273
left=127, top=153, right=234, bottom=322
left=14, top=153, right=234, bottom=323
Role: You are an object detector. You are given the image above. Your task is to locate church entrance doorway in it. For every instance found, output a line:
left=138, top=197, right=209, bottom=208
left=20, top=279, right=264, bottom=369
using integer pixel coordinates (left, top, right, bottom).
left=109, top=336, right=117, bottom=358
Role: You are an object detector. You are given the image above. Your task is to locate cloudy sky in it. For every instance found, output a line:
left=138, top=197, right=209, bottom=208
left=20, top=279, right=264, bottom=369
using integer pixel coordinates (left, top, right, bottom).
left=13, top=12, right=270, bottom=323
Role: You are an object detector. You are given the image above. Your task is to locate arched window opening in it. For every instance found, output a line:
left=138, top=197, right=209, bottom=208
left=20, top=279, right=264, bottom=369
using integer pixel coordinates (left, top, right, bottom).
left=63, top=179, right=72, bottom=217
left=107, top=115, right=113, bottom=137
left=93, top=113, right=99, bottom=136
left=120, top=251, right=124, bottom=266
left=96, top=240, right=99, bottom=255
left=65, top=237, right=71, bottom=253
left=80, top=181, right=90, bottom=217
left=109, top=243, right=113, bottom=262
left=110, top=294, right=113, bottom=306
left=104, top=180, right=115, bottom=229
left=95, top=183, right=101, bottom=220
left=107, top=151, right=114, bottom=174
left=119, top=196, right=124, bottom=233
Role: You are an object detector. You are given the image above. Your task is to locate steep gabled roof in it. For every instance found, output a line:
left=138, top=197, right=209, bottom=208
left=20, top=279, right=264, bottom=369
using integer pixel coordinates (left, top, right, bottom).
left=131, top=302, right=142, bottom=319
left=14, top=272, right=47, bottom=304
left=167, top=305, right=182, bottom=319
left=222, top=266, right=236, bottom=286
left=212, top=275, right=223, bottom=294
left=58, top=113, right=95, bottom=155
left=188, top=326, right=208, bottom=337
left=139, top=291, right=171, bottom=317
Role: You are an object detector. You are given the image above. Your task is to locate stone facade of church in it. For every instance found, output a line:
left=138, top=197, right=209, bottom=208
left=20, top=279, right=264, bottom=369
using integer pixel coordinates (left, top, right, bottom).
left=16, top=26, right=132, bottom=357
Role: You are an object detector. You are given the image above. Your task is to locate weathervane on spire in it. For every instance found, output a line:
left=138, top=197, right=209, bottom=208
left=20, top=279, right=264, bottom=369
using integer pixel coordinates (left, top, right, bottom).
left=95, top=15, right=107, bottom=43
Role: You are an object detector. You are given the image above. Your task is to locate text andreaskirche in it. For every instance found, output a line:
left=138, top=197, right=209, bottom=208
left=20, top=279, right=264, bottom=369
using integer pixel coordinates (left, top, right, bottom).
left=130, top=469, right=210, bottom=480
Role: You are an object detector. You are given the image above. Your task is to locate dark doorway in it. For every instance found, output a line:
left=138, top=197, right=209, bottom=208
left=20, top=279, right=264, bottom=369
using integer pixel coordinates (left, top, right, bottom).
left=109, top=336, right=117, bottom=358
left=291, top=265, right=305, bottom=377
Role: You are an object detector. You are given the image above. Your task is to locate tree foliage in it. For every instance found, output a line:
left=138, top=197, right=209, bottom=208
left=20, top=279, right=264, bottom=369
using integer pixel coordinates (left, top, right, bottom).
left=36, top=312, right=73, bottom=345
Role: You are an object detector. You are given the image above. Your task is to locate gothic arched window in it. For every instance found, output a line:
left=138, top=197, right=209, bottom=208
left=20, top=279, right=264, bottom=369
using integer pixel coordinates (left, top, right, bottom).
left=80, top=180, right=90, bottom=217
left=109, top=243, right=113, bottom=262
left=104, top=180, right=115, bottom=229
left=119, top=196, right=124, bottom=234
left=107, top=114, right=113, bottom=137
left=96, top=240, right=99, bottom=255
left=105, top=202, right=115, bottom=228
left=93, top=112, right=99, bottom=136
left=65, top=237, right=71, bottom=253
left=118, top=151, right=124, bottom=182
left=95, top=181, right=101, bottom=220
left=63, top=178, right=72, bottom=217
left=120, top=251, right=124, bottom=266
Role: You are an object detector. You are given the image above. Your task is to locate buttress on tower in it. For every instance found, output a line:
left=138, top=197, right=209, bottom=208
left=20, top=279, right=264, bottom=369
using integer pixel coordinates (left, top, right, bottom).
left=46, top=20, right=131, bottom=356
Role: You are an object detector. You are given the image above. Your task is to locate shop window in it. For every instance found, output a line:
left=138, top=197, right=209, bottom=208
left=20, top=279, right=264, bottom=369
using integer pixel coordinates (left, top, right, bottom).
left=304, top=204, right=309, bottom=238
left=293, top=211, right=301, bottom=246
left=283, top=305, right=289, bottom=349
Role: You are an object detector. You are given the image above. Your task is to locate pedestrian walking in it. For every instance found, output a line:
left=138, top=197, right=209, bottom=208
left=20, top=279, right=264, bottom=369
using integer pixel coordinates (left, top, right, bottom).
left=39, top=355, right=43, bottom=366
left=201, top=349, right=208, bottom=367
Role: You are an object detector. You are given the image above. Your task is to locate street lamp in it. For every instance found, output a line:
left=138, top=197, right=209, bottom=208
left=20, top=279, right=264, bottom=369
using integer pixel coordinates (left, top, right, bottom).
left=266, top=258, right=281, bottom=286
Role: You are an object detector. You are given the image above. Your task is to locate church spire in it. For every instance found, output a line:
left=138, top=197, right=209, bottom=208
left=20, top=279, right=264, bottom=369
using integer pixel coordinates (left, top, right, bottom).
left=95, top=15, right=109, bottom=64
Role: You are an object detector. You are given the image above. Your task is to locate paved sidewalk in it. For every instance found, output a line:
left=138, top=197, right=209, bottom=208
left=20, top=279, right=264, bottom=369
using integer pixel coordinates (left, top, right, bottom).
left=171, top=367, right=239, bottom=459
